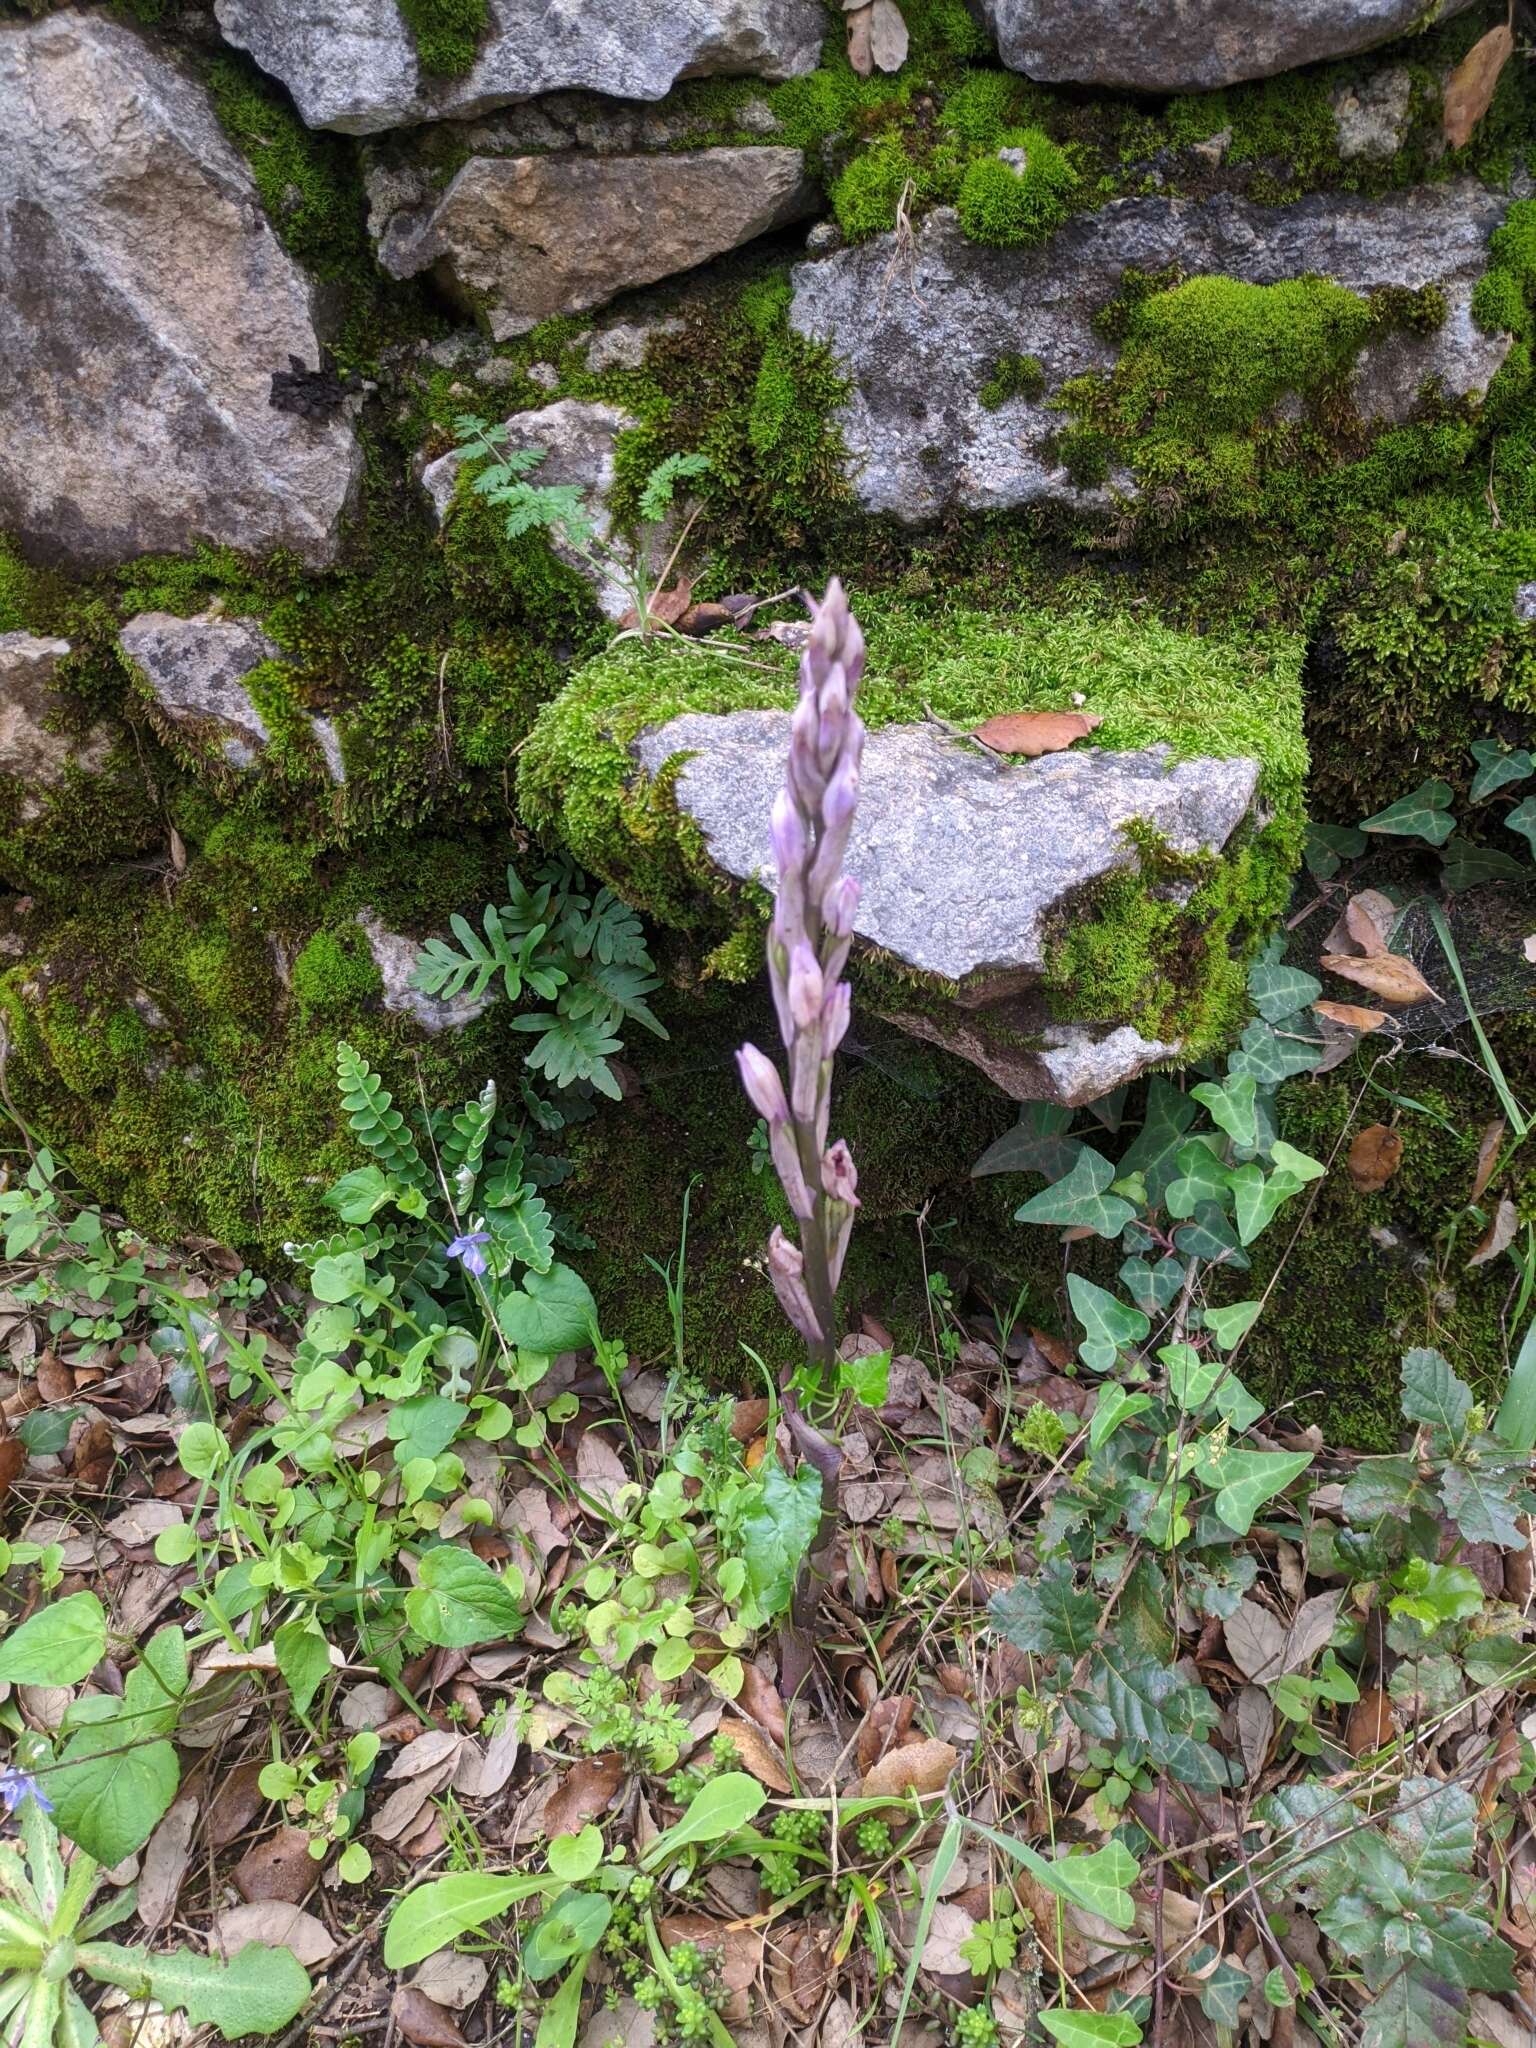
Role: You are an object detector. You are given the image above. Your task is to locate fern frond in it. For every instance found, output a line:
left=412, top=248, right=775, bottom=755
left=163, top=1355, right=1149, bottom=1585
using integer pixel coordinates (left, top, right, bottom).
left=639, top=450, right=711, bottom=523
left=283, top=1221, right=401, bottom=1265
left=511, top=1010, right=625, bottom=1098
left=443, top=1078, right=497, bottom=1209
left=335, top=1042, right=431, bottom=1192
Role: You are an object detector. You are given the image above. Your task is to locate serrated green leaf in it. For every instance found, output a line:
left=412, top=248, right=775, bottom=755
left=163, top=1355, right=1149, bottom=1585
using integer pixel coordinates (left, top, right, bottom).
left=80, top=1940, right=311, bottom=2041
left=1015, top=1148, right=1136, bottom=1239
left=1399, top=1348, right=1472, bottom=1443
left=989, top=1562, right=1099, bottom=1660
left=1361, top=780, right=1456, bottom=845
left=1066, top=1275, right=1149, bottom=1373
left=489, top=1188, right=556, bottom=1274
left=1082, top=1648, right=1238, bottom=1790
left=1439, top=1457, right=1530, bottom=1549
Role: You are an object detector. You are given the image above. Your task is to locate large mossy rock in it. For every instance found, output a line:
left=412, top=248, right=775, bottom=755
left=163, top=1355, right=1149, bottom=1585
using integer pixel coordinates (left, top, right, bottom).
left=0, top=11, right=362, bottom=570
left=521, top=603, right=1307, bottom=1103
left=212, top=0, right=827, bottom=135
left=788, top=183, right=1512, bottom=524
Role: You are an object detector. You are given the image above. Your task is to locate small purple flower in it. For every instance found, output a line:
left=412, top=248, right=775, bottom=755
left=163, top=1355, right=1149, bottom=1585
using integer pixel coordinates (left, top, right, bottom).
left=445, top=1231, right=491, bottom=1278
left=0, top=1769, right=52, bottom=1816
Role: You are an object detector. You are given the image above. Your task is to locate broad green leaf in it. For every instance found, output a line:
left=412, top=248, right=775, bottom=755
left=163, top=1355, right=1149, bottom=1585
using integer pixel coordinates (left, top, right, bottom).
left=1399, top=1348, right=1472, bottom=1443
left=310, top=1251, right=367, bottom=1303
left=1388, top=1557, right=1484, bottom=1634
left=547, top=1828, right=604, bottom=1885
left=1505, top=795, right=1536, bottom=858
left=1384, top=1777, right=1476, bottom=1893
left=273, top=1621, right=333, bottom=1717
left=1165, top=1137, right=1229, bottom=1219
left=0, top=1593, right=106, bottom=1687
left=1116, top=1079, right=1198, bottom=1200
left=388, top=1394, right=468, bottom=1465
left=1038, top=2010, right=1142, bottom=2046
left=404, top=1547, right=524, bottom=1649
left=1163, top=1343, right=1221, bottom=1413
left=1361, top=779, right=1455, bottom=846
left=322, top=1165, right=397, bottom=1226
left=534, top=1956, right=593, bottom=2048
left=1118, top=1254, right=1184, bottom=1315
left=1066, top=1275, right=1149, bottom=1374
left=968, top=1816, right=1139, bottom=1933
left=641, top=1774, right=765, bottom=1869
left=1470, top=737, right=1533, bottom=801
left=81, top=1939, right=311, bottom=2040
left=990, top=1562, right=1099, bottom=1660
left=1247, top=953, right=1323, bottom=1025
left=1440, top=837, right=1530, bottom=890
left=1202, top=1448, right=1313, bottom=1536
left=1084, top=1649, right=1237, bottom=1791
left=1228, top=1017, right=1325, bottom=1084
left=497, top=1263, right=598, bottom=1353
left=384, top=1871, right=553, bottom=1967
left=1015, top=1148, right=1136, bottom=1239
left=1212, top=1371, right=1264, bottom=1433
left=837, top=1347, right=891, bottom=1407
left=738, top=1459, right=822, bottom=1619
left=1203, top=1300, right=1261, bottom=1350
left=1304, top=821, right=1366, bottom=879
left=51, top=1722, right=179, bottom=1865
left=651, top=1638, right=695, bottom=1682
left=522, top=1891, right=612, bottom=1983
left=1191, top=1074, right=1258, bottom=1149
left=971, top=1103, right=1081, bottom=1182
left=1495, top=1313, right=1536, bottom=1453
left=1089, top=1384, right=1152, bottom=1450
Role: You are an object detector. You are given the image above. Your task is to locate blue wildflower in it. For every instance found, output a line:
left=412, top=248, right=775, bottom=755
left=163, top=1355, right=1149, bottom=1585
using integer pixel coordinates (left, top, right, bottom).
left=445, top=1231, right=491, bottom=1278
left=0, top=1769, right=52, bottom=1816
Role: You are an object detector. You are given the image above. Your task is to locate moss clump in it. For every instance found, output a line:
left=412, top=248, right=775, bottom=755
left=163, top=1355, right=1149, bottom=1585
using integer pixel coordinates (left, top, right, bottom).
left=396, top=0, right=488, bottom=76
left=291, top=925, right=383, bottom=1019
left=979, top=352, right=1046, bottom=410
left=0, top=537, right=34, bottom=631
left=955, top=129, right=1076, bottom=246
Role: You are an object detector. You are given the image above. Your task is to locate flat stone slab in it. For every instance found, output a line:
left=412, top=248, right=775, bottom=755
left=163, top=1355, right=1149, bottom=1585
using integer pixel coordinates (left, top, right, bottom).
left=120, top=610, right=343, bottom=781
left=0, top=633, right=112, bottom=817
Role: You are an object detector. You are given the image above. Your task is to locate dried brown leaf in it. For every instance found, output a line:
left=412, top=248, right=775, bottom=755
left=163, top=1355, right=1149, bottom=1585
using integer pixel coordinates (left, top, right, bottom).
left=1312, top=999, right=1389, bottom=1033
left=735, top=1662, right=786, bottom=1745
left=845, top=1, right=874, bottom=75
left=1472, top=1119, right=1507, bottom=1205
left=137, top=1796, right=199, bottom=1931
left=869, top=0, right=909, bottom=71
left=918, top=1901, right=976, bottom=1976
left=972, top=710, right=1104, bottom=758
left=1469, top=1194, right=1519, bottom=1269
left=1347, top=1124, right=1403, bottom=1193
left=575, top=1430, right=629, bottom=1513
left=0, top=1437, right=24, bottom=1508
left=213, top=1902, right=335, bottom=1967
left=856, top=1695, right=914, bottom=1775
left=859, top=1736, right=956, bottom=1799
left=204, top=1759, right=265, bottom=1851
left=1346, top=1685, right=1396, bottom=1758
left=716, top=1717, right=791, bottom=1794
left=233, top=1825, right=317, bottom=1905
left=1235, top=1686, right=1274, bottom=1781
left=1444, top=23, right=1514, bottom=149
left=413, top=1953, right=489, bottom=2012
left=1320, top=950, right=1438, bottom=1007
left=1341, top=889, right=1397, bottom=958
left=391, top=1988, right=468, bottom=2048
left=543, top=1752, right=625, bottom=1837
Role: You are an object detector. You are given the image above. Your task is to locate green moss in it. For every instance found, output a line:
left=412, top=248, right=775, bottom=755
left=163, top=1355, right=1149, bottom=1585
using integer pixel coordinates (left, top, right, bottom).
left=396, top=0, right=488, bottom=76
left=955, top=129, right=1076, bottom=246
left=205, top=57, right=371, bottom=289
left=979, top=352, right=1046, bottom=410
left=832, top=134, right=922, bottom=241
left=291, top=925, right=383, bottom=1018
left=0, top=537, right=34, bottom=631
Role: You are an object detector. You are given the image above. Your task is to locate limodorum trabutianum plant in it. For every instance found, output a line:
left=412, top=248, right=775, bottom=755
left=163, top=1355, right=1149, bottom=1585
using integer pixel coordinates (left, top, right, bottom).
left=736, top=577, right=867, bottom=1697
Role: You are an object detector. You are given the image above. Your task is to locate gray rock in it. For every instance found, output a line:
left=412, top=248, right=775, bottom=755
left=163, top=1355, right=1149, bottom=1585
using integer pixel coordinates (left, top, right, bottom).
left=584, top=316, right=686, bottom=372
left=420, top=398, right=660, bottom=622
left=631, top=711, right=1262, bottom=1103
left=789, top=185, right=1512, bottom=524
left=119, top=610, right=345, bottom=780
left=977, top=0, right=1477, bottom=92
left=392, top=147, right=819, bottom=340
left=213, top=0, right=826, bottom=135
left=355, top=911, right=494, bottom=1035
left=0, top=634, right=113, bottom=818
left=0, top=12, right=361, bottom=570
left=1332, top=63, right=1413, bottom=160
left=1514, top=582, right=1536, bottom=622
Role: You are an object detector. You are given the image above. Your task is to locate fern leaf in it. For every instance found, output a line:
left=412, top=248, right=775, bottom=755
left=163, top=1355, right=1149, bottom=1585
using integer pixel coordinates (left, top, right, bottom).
left=511, top=1010, right=625, bottom=1097
left=443, top=1079, right=497, bottom=1208
left=335, top=1043, right=431, bottom=1192
left=639, top=450, right=710, bottom=523
left=488, top=1186, right=556, bottom=1275
left=283, top=1221, right=401, bottom=1265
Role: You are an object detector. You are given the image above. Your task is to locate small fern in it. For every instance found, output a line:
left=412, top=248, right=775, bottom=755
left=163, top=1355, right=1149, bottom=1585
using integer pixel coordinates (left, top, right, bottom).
left=335, top=1043, right=431, bottom=1194
left=283, top=1222, right=402, bottom=1264
left=443, top=1079, right=497, bottom=1210
left=638, top=450, right=710, bottom=523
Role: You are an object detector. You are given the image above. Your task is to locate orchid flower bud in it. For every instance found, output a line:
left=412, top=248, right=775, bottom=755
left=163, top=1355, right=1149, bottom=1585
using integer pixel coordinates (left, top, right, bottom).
left=736, top=1044, right=789, bottom=1127
left=821, top=1139, right=859, bottom=1206
left=820, top=978, right=851, bottom=1057
left=787, top=942, right=824, bottom=1032
left=823, top=874, right=860, bottom=939
left=767, top=1226, right=821, bottom=1346
left=770, top=788, right=807, bottom=883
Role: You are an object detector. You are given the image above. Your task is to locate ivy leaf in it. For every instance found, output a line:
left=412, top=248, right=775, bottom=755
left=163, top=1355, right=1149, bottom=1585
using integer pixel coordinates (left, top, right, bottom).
left=1038, top=2014, right=1142, bottom=2048
left=1360, top=779, right=1456, bottom=846
left=1066, top=1274, right=1149, bottom=1372
left=1118, top=1254, right=1184, bottom=1314
left=1469, top=736, right=1533, bottom=800
left=1089, top=1383, right=1153, bottom=1450
left=1032, top=1842, right=1141, bottom=1929
left=990, top=1561, right=1099, bottom=1660
left=739, top=1460, right=823, bottom=1619
left=1015, top=1148, right=1136, bottom=1239
left=1505, top=795, right=1536, bottom=858
left=0, top=1591, right=106, bottom=1686
left=971, top=1103, right=1081, bottom=1182
left=404, top=1547, right=525, bottom=1649
left=1247, top=951, right=1323, bottom=1025
left=1203, top=1300, right=1261, bottom=1350
left=1202, top=1447, right=1313, bottom=1536
left=1399, top=1348, right=1472, bottom=1445
left=1228, top=1017, right=1326, bottom=1084
left=497, top=1263, right=598, bottom=1353
left=1304, top=821, right=1366, bottom=879
left=1440, top=837, right=1530, bottom=890
left=1191, top=1073, right=1258, bottom=1149
left=1228, top=1161, right=1313, bottom=1246
left=1165, top=1138, right=1229, bottom=1219
left=1195, top=1952, right=1250, bottom=2028
left=1173, top=1202, right=1250, bottom=1269
left=1082, top=1649, right=1238, bottom=1790
left=1116, top=1078, right=1198, bottom=1200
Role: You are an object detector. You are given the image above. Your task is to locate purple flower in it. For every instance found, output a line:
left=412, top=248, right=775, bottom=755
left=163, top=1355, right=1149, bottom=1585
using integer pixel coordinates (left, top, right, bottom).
left=445, top=1231, right=491, bottom=1278
left=0, top=1769, right=51, bottom=1816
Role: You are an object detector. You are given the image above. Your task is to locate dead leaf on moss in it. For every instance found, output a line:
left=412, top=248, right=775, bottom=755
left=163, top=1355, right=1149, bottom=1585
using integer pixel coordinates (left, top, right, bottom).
left=1444, top=22, right=1514, bottom=149
left=1312, top=1000, right=1389, bottom=1034
left=1472, top=1119, right=1507, bottom=1205
left=860, top=1736, right=956, bottom=1799
left=972, top=710, right=1104, bottom=758
left=845, top=2, right=874, bottom=76
left=869, top=0, right=909, bottom=71
left=1320, top=950, right=1438, bottom=1007
left=1469, top=1195, right=1519, bottom=1269
left=1347, top=1124, right=1402, bottom=1193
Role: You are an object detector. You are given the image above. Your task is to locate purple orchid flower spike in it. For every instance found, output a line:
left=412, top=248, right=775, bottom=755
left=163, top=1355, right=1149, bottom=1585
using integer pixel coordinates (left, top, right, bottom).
left=445, top=1230, right=491, bottom=1278
left=734, top=577, right=868, bottom=1696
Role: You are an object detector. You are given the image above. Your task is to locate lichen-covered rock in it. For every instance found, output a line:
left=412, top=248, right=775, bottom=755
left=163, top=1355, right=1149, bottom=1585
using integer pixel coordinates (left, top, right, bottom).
left=390, top=147, right=819, bottom=339
left=421, top=398, right=668, bottom=621
left=629, top=712, right=1263, bottom=1104
left=119, top=610, right=344, bottom=782
left=0, top=11, right=361, bottom=570
left=789, top=184, right=1511, bottom=524
left=0, top=635, right=112, bottom=818
left=354, top=911, right=494, bottom=1034
left=213, top=0, right=826, bottom=135
left=976, top=0, right=1478, bottom=92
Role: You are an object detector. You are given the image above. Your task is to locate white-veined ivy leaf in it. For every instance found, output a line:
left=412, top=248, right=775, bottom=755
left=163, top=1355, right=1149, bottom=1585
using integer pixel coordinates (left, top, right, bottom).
left=1116, top=1078, right=1198, bottom=1200
left=50, top=1719, right=180, bottom=1865
left=1399, top=1347, right=1472, bottom=1443
left=1015, top=1148, right=1136, bottom=1239
left=1213, top=1372, right=1264, bottom=1433
left=1247, top=942, right=1324, bottom=1024
left=1229, top=1162, right=1310, bottom=1246
left=1203, top=1300, right=1261, bottom=1350
left=1203, top=1448, right=1313, bottom=1536
left=738, top=1459, right=822, bottom=1618
left=1439, top=837, right=1530, bottom=890
left=384, top=1871, right=552, bottom=1967
left=0, top=1591, right=106, bottom=1687
left=1361, top=779, right=1456, bottom=845
left=1118, top=1254, right=1184, bottom=1314
left=1438, top=1458, right=1531, bottom=1549
left=989, top=1562, right=1099, bottom=1659
left=1038, top=2012, right=1142, bottom=2048
left=640, top=1774, right=765, bottom=1869
left=1304, top=822, right=1366, bottom=879
left=81, top=1939, right=311, bottom=2041
left=970, top=1103, right=1081, bottom=1182
left=1194, top=1950, right=1250, bottom=2028
left=1470, top=737, right=1533, bottom=801
left=1163, top=1343, right=1221, bottom=1413
left=1228, top=1018, right=1326, bottom=1084
left=1505, top=795, right=1536, bottom=858
left=1173, top=1203, right=1250, bottom=1270
left=1191, top=1074, right=1258, bottom=1149
left=1268, top=1140, right=1324, bottom=1183
left=404, top=1547, right=524, bottom=1649
left=496, top=1262, right=598, bottom=1353
left=1066, top=1274, right=1149, bottom=1373
left=1089, top=1384, right=1152, bottom=1450
left=1165, top=1138, right=1229, bottom=1220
